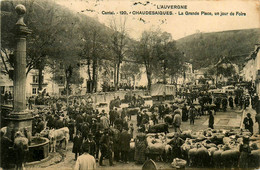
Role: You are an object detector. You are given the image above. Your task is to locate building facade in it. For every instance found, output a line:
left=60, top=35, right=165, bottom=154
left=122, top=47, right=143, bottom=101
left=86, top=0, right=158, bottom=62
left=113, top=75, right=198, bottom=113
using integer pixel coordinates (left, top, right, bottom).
left=241, top=44, right=260, bottom=96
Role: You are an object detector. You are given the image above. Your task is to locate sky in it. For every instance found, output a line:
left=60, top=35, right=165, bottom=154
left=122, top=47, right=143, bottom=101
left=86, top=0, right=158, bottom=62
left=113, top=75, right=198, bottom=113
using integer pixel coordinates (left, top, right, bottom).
left=56, top=0, right=260, bottom=40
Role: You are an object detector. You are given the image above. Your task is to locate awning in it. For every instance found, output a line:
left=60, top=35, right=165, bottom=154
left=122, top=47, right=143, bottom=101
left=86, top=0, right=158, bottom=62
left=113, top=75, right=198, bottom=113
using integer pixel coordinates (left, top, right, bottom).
left=151, top=84, right=176, bottom=96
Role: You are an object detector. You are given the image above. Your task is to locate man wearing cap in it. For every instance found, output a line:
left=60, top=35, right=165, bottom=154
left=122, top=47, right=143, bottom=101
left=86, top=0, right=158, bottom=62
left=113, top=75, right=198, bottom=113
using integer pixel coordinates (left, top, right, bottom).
left=243, top=113, right=254, bottom=134
left=74, top=141, right=96, bottom=170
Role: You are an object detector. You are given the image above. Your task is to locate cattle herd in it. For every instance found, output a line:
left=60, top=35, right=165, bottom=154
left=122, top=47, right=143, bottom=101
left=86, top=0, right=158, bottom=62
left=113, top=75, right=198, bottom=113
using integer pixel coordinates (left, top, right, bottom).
left=1, top=88, right=260, bottom=169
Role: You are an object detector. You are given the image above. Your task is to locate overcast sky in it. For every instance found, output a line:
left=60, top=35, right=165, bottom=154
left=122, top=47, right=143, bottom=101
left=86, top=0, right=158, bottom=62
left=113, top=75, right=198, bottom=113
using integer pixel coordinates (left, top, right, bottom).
left=56, top=0, right=260, bottom=40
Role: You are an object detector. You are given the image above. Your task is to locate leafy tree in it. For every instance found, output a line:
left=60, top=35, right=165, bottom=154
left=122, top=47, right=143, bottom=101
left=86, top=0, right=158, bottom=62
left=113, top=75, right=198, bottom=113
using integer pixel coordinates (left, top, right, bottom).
left=109, top=18, right=129, bottom=91
left=47, top=7, right=84, bottom=96
left=120, top=62, right=141, bottom=88
left=1, top=0, right=71, bottom=90
left=133, top=30, right=159, bottom=90
left=134, top=30, right=185, bottom=90
left=78, top=17, right=112, bottom=93
left=166, top=42, right=185, bottom=85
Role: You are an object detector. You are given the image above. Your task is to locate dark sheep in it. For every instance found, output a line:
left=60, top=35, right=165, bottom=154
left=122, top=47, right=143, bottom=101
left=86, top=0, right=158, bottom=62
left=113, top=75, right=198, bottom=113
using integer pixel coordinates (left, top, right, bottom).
left=148, top=123, right=169, bottom=134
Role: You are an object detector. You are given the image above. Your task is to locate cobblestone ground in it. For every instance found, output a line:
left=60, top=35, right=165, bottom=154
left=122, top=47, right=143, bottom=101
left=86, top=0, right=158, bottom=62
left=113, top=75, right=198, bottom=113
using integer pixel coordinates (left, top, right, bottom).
left=25, top=106, right=244, bottom=170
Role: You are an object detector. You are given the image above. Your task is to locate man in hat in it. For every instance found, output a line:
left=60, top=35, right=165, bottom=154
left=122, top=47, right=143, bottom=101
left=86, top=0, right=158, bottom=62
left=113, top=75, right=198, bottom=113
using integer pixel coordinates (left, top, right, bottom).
left=173, top=110, right=182, bottom=133
left=120, top=127, right=131, bottom=164
left=91, top=118, right=101, bottom=160
left=73, top=131, right=83, bottom=161
left=168, top=132, right=184, bottom=160
left=82, top=133, right=96, bottom=157
left=100, top=110, right=109, bottom=129
left=74, top=141, right=96, bottom=170
left=99, top=129, right=113, bottom=166
left=189, top=105, right=196, bottom=125
left=109, top=108, right=116, bottom=126
left=182, top=104, right=188, bottom=122
left=238, top=136, right=251, bottom=168
left=208, top=110, right=214, bottom=129
left=243, top=113, right=254, bottom=134
left=114, top=115, right=123, bottom=131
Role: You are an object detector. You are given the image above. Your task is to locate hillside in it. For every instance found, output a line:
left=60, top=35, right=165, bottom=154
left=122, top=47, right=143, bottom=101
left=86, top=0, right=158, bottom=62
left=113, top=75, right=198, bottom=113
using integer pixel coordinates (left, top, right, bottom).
left=176, top=28, right=260, bottom=70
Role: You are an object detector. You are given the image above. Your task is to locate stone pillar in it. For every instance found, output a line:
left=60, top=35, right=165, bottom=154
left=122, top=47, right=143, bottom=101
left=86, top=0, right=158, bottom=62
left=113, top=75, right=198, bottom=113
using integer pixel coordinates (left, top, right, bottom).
left=6, top=4, right=33, bottom=139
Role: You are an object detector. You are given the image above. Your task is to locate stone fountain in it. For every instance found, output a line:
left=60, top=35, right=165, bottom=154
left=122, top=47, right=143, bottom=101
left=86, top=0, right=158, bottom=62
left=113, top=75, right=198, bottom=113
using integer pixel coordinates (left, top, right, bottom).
left=5, top=4, right=49, bottom=163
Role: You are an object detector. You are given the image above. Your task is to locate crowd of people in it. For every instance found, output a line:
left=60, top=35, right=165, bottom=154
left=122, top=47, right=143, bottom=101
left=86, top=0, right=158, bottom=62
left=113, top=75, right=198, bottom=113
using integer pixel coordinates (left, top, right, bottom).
left=1, top=91, right=13, bottom=105
left=1, top=82, right=260, bottom=169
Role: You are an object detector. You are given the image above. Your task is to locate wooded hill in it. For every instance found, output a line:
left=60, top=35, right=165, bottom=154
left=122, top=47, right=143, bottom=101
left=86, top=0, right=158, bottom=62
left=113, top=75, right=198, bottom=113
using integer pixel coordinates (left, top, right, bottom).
left=176, top=28, right=260, bottom=70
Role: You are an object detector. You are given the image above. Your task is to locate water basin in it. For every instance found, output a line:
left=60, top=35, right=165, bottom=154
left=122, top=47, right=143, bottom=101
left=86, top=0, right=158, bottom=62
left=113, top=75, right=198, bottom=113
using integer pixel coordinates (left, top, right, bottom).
left=27, top=136, right=49, bottom=162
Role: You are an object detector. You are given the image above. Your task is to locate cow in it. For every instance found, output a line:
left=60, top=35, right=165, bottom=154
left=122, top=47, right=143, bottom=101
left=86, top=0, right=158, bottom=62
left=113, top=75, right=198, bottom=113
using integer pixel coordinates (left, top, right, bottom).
left=148, top=123, right=169, bottom=134
left=48, top=127, right=69, bottom=152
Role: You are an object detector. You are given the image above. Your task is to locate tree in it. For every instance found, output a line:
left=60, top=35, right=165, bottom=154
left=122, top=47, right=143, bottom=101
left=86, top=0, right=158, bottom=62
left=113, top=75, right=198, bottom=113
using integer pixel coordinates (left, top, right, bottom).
left=134, top=30, right=185, bottom=90
left=1, top=0, right=71, bottom=90
left=78, top=18, right=111, bottom=93
left=109, top=18, right=129, bottom=91
left=134, top=30, right=158, bottom=90
left=48, top=8, right=83, bottom=97
left=153, top=32, right=172, bottom=84
left=166, top=41, right=185, bottom=86
left=120, top=62, right=141, bottom=89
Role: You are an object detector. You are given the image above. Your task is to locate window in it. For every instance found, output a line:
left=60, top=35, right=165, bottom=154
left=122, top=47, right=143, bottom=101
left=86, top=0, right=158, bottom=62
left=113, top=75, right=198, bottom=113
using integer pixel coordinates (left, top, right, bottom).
left=32, top=88, right=37, bottom=94
left=32, top=75, right=38, bottom=83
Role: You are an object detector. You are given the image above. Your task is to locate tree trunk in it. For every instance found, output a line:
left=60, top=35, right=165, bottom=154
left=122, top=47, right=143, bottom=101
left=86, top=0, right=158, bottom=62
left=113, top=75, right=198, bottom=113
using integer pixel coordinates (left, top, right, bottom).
left=38, top=67, right=43, bottom=91
left=114, top=63, right=117, bottom=90
left=87, top=59, right=91, bottom=81
left=174, top=75, right=178, bottom=97
left=147, top=71, right=152, bottom=91
left=162, top=60, right=167, bottom=84
left=65, top=69, right=70, bottom=106
left=116, top=62, right=120, bottom=91
left=92, top=57, right=97, bottom=93
left=95, top=62, right=98, bottom=92
left=133, top=75, right=136, bottom=90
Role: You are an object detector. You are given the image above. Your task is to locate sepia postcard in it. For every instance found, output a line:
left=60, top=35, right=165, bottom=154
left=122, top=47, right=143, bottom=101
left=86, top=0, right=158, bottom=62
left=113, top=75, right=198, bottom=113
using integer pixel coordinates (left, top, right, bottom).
left=1, top=0, right=260, bottom=169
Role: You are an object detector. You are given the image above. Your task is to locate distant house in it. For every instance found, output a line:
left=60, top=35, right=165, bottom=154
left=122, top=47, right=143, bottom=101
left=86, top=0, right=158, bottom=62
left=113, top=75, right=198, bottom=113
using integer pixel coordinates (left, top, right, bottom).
left=0, top=65, right=66, bottom=97
left=177, top=62, right=194, bottom=86
left=0, top=74, right=13, bottom=95
left=242, top=44, right=260, bottom=96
